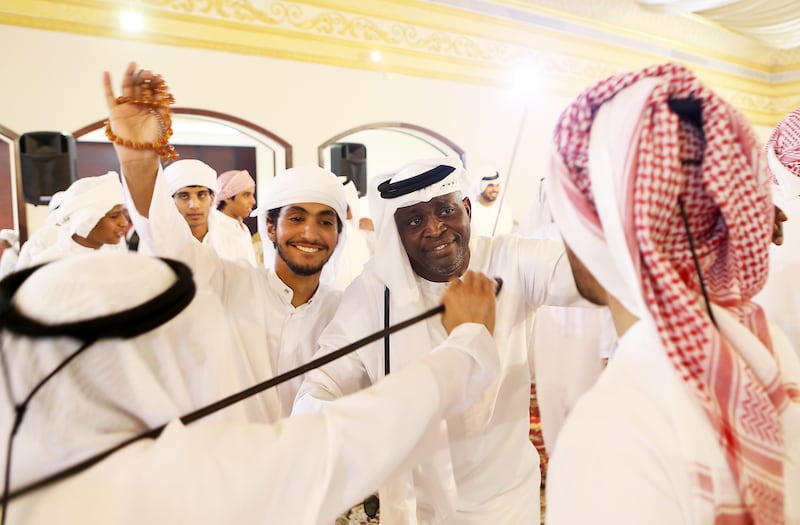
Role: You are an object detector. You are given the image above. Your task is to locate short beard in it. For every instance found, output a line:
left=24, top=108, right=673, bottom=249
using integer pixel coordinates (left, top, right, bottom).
left=417, top=243, right=469, bottom=282
left=480, top=191, right=497, bottom=203
left=275, top=242, right=329, bottom=277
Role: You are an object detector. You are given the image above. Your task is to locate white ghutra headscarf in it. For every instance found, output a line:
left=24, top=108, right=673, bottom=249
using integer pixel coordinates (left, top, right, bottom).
left=0, top=252, right=250, bottom=494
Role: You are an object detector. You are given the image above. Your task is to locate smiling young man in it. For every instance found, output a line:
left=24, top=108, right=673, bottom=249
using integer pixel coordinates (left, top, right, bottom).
left=29, top=172, right=130, bottom=266
left=295, top=157, right=588, bottom=524
left=103, top=63, right=348, bottom=419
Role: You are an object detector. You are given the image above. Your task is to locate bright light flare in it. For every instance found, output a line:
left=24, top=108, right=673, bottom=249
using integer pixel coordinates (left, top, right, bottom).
left=509, top=64, right=540, bottom=96
left=120, top=11, right=145, bottom=32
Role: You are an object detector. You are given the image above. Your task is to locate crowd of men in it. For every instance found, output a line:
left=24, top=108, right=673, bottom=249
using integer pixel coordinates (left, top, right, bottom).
left=0, top=60, right=797, bottom=525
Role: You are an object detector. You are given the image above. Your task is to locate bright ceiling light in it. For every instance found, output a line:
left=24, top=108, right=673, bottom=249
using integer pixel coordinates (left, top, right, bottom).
left=120, top=11, right=144, bottom=32
left=370, top=50, right=383, bottom=62
left=509, top=63, right=540, bottom=96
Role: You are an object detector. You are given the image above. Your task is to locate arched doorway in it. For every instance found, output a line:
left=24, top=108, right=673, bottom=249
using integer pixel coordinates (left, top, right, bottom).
left=71, top=109, right=293, bottom=236
left=0, top=124, right=24, bottom=241
left=318, top=122, right=465, bottom=218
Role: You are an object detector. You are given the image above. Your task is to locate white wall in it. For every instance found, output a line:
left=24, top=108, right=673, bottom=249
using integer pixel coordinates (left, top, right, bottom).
left=0, top=25, right=573, bottom=232
left=7, top=25, right=776, bottom=234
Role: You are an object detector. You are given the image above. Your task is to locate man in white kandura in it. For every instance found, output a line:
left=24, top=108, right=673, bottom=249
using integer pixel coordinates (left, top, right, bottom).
left=0, top=251, right=502, bottom=525
left=106, top=62, right=347, bottom=419
left=163, top=159, right=219, bottom=244
left=469, top=166, right=514, bottom=237
left=295, top=156, right=587, bottom=524
left=544, top=63, right=800, bottom=524
left=25, top=172, right=129, bottom=267
left=756, top=105, right=800, bottom=356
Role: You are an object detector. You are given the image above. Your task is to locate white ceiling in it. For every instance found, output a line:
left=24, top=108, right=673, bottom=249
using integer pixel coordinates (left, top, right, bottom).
left=636, top=0, right=800, bottom=50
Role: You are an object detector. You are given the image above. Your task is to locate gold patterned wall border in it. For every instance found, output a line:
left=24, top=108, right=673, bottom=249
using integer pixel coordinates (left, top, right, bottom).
left=139, top=0, right=512, bottom=63
left=0, top=0, right=795, bottom=125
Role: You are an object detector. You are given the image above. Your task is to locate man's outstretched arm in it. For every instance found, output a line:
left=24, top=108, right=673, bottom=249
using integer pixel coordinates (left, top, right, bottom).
left=103, top=61, right=165, bottom=218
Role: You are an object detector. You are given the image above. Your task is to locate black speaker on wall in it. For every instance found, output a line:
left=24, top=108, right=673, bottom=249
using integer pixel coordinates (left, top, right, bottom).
left=19, top=131, right=78, bottom=205
left=330, top=143, right=367, bottom=197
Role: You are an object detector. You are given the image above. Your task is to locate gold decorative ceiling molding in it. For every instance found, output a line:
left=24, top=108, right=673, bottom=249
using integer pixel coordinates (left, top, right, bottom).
left=1, top=0, right=799, bottom=125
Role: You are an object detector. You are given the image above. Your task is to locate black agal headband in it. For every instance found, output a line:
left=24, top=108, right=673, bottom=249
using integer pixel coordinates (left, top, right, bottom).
left=377, top=165, right=456, bottom=199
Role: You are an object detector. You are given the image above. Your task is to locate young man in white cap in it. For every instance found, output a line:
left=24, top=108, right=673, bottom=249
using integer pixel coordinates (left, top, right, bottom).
left=542, top=64, right=800, bottom=524
left=104, top=62, right=349, bottom=418
left=23, top=172, right=129, bottom=267
left=295, top=156, right=587, bottom=524
left=0, top=250, right=501, bottom=524
left=210, top=169, right=257, bottom=266
left=163, top=158, right=218, bottom=243
left=469, top=166, right=514, bottom=237
left=0, top=229, right=19, bottom=279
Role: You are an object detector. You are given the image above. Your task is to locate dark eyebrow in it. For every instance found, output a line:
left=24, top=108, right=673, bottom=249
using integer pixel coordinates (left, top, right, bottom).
left=284, top=206, right=337, bottom=218
left=394, top=207, right=418, bottom=218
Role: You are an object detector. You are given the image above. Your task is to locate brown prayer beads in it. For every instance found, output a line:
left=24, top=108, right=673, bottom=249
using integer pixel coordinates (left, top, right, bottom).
left=104, top=79, right=179, bottom=162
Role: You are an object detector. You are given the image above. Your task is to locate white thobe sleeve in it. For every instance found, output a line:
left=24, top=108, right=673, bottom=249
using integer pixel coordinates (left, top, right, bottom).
left=292, top=274, right=386, bottom=413
left=34, top=324, right=496, bottom=525
left=516, top=236, right=586, bottom=308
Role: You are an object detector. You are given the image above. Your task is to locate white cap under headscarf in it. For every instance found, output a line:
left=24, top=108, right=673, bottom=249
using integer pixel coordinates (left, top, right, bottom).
left=253, top=165, right=348, bottom=275
left=164, top=159, right=218, bottom=196
left=253, top=165, right=348, bottom=220
left=54, top=172, right=124, bottom=238
left=0, top=251, right=250, bottom=492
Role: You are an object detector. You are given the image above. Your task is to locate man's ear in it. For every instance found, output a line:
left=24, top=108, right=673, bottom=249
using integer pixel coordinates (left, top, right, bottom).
left=266, top=217, right=277, bottom=242
left=463, top=196, right=472, bottom=219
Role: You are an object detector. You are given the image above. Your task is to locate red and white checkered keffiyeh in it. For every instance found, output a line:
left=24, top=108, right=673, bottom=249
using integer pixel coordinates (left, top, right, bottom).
left=766, top=105, right=800, bottom=199
left=547, top=63, right=798, bottom=524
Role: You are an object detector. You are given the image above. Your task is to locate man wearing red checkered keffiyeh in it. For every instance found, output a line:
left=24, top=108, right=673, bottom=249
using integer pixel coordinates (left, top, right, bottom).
left=544, top=63, right=800, bottom=525
left=757, top=106, right=800, bottom=356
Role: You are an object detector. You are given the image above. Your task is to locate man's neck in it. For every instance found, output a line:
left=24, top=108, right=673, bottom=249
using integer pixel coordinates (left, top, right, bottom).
left=274, top=265, right=321, bottom=307
left=72, top=234, right=101, bottom=250
left=221, top=208, right=243, bottom=223
left=190, top=224, right=208, bottom=242
left=607, top=294, right=639, bottom=338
